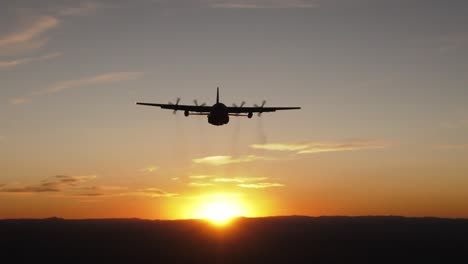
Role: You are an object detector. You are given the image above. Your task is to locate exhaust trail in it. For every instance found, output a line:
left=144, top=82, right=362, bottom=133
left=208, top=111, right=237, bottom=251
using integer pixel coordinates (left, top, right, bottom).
left=257, top=116, right=267, bottom=145
left=231, top=117, right=241, bottom=158
left=252, top=117, right=269, bottom=176
left=172, top=113, right=189, bottom=168
left=197, top=114, right=210, bottom=156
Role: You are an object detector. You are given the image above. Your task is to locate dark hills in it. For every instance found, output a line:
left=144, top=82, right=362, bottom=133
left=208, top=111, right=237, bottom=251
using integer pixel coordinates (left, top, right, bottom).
left=1, top=216, right=467, bottom=263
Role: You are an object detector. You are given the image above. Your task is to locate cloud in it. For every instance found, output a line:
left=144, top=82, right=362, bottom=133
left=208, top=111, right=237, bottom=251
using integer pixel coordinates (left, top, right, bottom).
left=0, top=1, right=102, bottom=55
left=187, top=192, right=243, bottom=200
left=0, top=186, right=61, bottom=193
left=10, top=71, right=144, bottom=105
left=192, top=155, right=270, bottom=166
left=189, top=182, right=214, bottom=187
left=213, top=177, right=267, bottom=183
left=0, top=1, right=103, bottom=56
left=250, top=143, right=310, bottom=152
left=437, top=144, right=468, bottom=150
left=39, top=71, right=145, bottom=95
left=56, top=2, right=100, bottom=16
left=238, top=182, right=284, bottom=188
left=0, top=16, right=58, bottom=53
left=0, top=175, right=177, bottom=199
left=72, top=186, right=174, bottom=198
left=0, top=175, right=96, bottom=193
left=209, top=0, right=319, bottom=9
left=73, top=192, right=104, bottom=197
left=140, top=166, right=159, bottom=173
left=189, top=175, right=213, bottom=179
left=153, top=0, right=319, bottom=9
left=135, top=188, right=178, bottom=197
left=8, top=97, right=30, bottom=105
left=0, top=52, right=61, bottom=70
left=251, top=140, right=389, bottom=154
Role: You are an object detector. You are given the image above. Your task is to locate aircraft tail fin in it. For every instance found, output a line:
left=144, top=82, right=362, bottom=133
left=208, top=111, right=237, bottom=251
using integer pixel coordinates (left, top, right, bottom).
left=216, top=87, right=219, bottom=104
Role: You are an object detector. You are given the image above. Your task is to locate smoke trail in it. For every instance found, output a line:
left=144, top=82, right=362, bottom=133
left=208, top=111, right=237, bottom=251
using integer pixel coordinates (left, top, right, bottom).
left=197, top=114, right=211, bottom=156
left=257, top=116, right=267, bottom=145
left=231, top=117, right=241, bottom=158
left=173, top=113, right=189, bottom=167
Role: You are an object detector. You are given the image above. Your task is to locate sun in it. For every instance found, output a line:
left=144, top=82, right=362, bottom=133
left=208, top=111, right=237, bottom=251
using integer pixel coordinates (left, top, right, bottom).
left=200, top=201, right=240, bottom=225
left=194, top=196, right=247, bottom=225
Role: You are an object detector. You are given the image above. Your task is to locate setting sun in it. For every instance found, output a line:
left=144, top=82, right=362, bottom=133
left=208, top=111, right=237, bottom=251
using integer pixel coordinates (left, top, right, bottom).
left=190, top=194, right=249, bottom=225
left=200, top=200, right=241, bottom=224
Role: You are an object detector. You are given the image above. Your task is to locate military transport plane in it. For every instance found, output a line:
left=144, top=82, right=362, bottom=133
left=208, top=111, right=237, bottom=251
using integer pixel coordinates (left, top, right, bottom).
left=136, top=87, right=301, bottom=126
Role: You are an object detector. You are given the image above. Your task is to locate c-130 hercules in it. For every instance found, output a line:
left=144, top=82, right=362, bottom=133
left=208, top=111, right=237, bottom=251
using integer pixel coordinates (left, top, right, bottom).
left=136, top=87, right=301, bottom=126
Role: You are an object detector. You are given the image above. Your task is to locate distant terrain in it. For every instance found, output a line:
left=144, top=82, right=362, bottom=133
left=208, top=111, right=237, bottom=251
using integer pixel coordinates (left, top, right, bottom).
left=1, top=216, right=467, bottom=263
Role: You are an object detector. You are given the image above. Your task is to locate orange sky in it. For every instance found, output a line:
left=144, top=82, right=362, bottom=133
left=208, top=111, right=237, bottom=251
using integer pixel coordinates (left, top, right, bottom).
left=1, top=0, right=468, bottom=219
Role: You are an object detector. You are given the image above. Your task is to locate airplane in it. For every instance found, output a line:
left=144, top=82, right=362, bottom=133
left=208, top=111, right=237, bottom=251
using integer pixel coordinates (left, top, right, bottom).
left=136, top=87, right=301, bottom=126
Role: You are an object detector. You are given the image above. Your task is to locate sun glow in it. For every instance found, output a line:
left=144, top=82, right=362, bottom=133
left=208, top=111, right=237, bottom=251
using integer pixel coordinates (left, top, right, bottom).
left=192, top=195, right=248, bottom=225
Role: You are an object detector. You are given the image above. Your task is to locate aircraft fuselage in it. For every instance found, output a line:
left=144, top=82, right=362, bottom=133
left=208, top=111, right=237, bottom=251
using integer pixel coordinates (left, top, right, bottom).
left=136, top=87, right=301, bottom=126
left=208, top=103, right=229, bottom=126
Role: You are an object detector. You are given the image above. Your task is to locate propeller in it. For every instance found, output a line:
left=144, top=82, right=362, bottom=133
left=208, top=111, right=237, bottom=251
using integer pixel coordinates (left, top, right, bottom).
left=254, top=100, right=266, bottom=116
left=194, top=100, right=206, bottom=107
left=232, top=101, right=246, bottom=108
left=169, top=97, right=181, bottom=114
left=232, top=101, right=246, bottom=116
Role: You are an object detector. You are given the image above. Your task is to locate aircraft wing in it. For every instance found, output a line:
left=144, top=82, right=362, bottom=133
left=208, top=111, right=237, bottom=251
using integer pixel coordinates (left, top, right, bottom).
left=136, top=102, right=211, bottom=113
left=227, top=106, right=301, bottom=114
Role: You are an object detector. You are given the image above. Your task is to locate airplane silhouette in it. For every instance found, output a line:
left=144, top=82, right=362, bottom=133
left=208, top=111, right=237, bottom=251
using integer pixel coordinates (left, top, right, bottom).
left=136, top=87, right=301, bottom=126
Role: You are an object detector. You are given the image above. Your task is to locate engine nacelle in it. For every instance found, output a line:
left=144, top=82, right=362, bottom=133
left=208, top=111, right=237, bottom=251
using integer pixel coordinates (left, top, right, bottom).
left=184, top=110, right=189, bottom=117
left=248, top=112, right=253, bottom=118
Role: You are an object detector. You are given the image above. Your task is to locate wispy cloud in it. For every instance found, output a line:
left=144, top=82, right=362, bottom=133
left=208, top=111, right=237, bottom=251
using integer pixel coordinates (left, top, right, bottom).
left=437, top=144, right=468, bottom=150
left=189, top=175, right=213, bottom=179
left=0, top=175, right=96, bottom=193
left=71, top=186, right=176, bottom=198
left=0, top=2, right=101, bottom=56
left=140, top=166, right=159, bottom=173
left=188, top=182, right=214, bottom=187
left=0, top=52, right=61, bottom=70
left=192, top=155, right=270, bottom=166
left=187, top=176, right=270, bottom=187
left=10, top=71, right=144, bottom=105
left=251, top=140, right=389, bottom=154
left=8, top=97, right=30, bottom=105
left=209, top=0, right=319, bottom=9
left=38, top=71, right=145, bottom=95
left=250, top=143, right=310, bottom=152
left=213, top=177, right=267, bottom=183
left=134, top=188, right=178, bottom=197
left=0, top=175, right=177, bottom=199
left=186, top=192, right=243, bottom=200
left=0, top=16, right=58, bottom=54
left=56, top=2, right=100, bottom=17
left=238, top=182, right=284, bottom=188
left=153, top=0, right=319, bottom=9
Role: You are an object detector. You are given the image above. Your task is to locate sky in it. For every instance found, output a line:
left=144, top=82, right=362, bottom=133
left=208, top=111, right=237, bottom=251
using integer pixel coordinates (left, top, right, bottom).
left=1, top=0, right=468, bottom=219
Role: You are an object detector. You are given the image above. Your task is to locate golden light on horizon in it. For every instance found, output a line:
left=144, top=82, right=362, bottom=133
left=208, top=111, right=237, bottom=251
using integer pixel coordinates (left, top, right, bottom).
left=189, top=193, right=251, bottom=225
left=199, top=200, right=241, bottom=225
